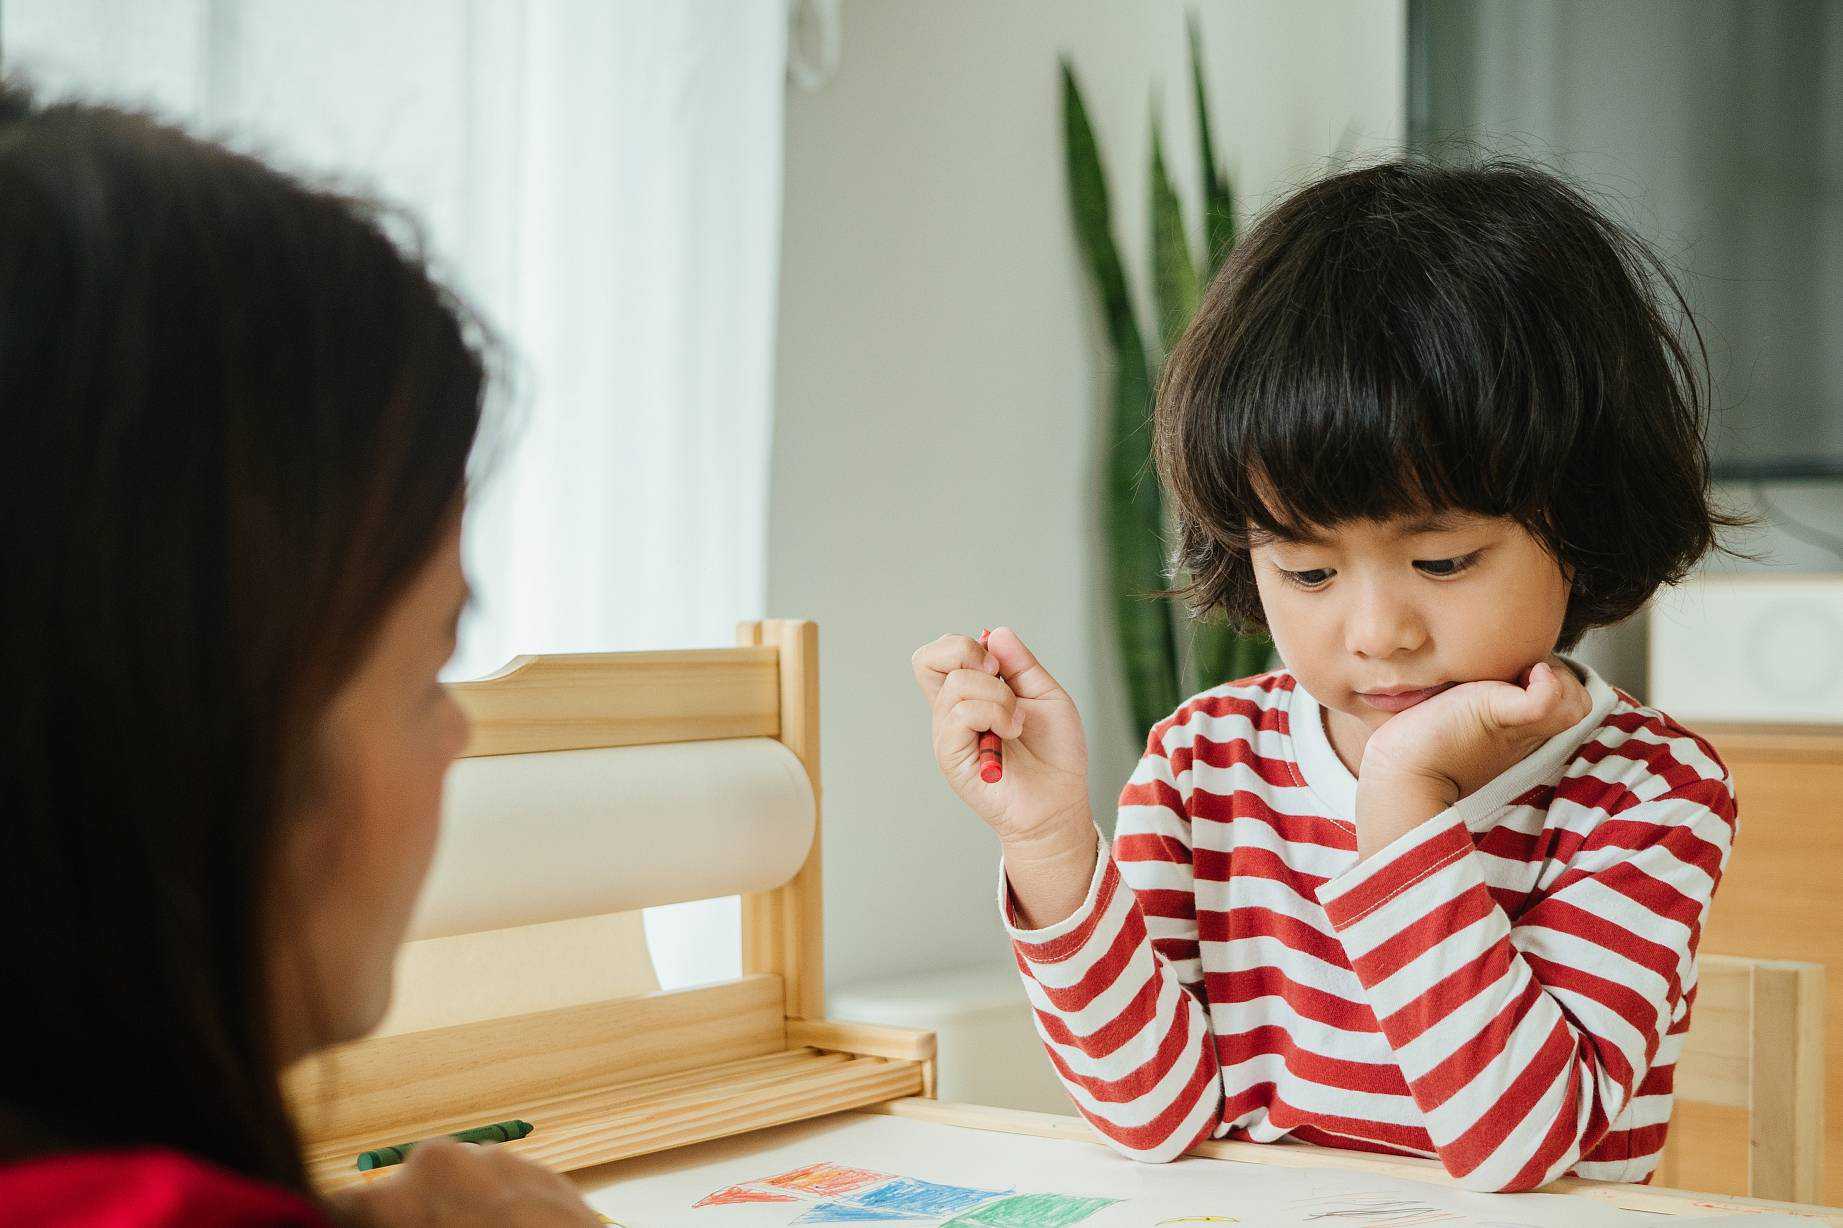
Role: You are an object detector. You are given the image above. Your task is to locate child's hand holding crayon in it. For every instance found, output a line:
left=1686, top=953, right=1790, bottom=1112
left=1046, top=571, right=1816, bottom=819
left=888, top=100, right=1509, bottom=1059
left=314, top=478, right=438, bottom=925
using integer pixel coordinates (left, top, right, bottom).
left=911, top=627, right=1098, bottom=927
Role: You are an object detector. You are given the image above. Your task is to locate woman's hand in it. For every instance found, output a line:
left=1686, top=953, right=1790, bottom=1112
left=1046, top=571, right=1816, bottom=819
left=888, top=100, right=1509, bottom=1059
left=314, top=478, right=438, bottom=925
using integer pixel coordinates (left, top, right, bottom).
left=330, top=1139, right=604, bottom=1228
left=911, top=626, right=1097, bottom=926
left=1353, top=657, right=1592, bottom=860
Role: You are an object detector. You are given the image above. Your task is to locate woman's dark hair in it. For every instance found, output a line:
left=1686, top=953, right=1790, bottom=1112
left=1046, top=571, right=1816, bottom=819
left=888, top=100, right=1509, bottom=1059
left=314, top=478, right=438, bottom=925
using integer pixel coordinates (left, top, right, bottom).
left=1156, top=158, right=1744, bottom=651
left=0, top=82, right=486, bottom=1189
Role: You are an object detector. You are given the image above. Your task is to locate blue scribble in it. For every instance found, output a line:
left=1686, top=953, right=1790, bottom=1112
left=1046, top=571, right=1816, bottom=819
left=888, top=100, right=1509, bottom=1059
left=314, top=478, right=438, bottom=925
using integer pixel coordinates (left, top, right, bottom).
left=850, top=1178, right=1012, bottom=1217
left=794, top=1204, right=930, bottom=1224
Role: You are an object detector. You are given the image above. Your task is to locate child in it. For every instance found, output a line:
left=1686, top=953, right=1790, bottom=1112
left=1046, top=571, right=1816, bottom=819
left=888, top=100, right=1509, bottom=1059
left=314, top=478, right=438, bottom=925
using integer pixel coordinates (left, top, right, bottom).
left=0, top=85, right=598, bottom=1225
left=914, top=160, right=1738, bottom=1194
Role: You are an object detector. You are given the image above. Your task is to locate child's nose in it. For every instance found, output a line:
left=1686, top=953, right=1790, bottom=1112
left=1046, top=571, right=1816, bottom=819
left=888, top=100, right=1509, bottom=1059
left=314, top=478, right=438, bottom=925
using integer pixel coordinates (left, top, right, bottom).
left=1344, top=589, right=1426, bottom=659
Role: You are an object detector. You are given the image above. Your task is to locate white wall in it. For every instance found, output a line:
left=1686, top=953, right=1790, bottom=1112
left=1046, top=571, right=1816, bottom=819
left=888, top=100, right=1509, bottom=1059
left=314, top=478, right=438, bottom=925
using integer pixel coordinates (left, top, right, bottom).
left=768, top=2, right=1406, bottom=995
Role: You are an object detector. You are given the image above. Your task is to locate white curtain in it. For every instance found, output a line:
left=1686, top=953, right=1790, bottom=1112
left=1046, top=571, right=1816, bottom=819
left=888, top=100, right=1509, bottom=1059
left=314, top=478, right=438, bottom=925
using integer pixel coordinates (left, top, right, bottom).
left=2, top=0, right=788, bottom=988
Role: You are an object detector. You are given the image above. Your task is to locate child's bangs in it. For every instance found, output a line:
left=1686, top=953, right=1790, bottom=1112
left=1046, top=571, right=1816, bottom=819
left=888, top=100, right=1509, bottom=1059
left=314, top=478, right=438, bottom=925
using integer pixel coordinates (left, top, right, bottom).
left=1220, top=241, right=1574, bottom=548
left=1233, top=384, right=1465, bottom=548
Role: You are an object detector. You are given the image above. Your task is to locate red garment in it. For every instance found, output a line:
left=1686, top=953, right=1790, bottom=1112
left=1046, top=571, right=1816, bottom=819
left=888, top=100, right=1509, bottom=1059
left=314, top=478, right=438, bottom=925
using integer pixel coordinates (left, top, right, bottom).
left=1004, top=663, right=1735, bottom=1193
left=0, top=1149, right=331, bottom=1227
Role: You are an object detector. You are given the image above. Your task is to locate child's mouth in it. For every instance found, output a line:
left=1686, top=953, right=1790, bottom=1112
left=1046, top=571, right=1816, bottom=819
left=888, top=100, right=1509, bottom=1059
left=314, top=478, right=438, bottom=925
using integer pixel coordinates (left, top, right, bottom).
left=1354, top=683, right=1452, bottom=713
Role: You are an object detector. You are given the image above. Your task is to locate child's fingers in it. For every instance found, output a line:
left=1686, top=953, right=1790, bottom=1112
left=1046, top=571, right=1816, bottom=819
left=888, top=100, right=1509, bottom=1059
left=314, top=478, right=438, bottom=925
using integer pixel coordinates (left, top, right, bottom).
left=1539, top=657, right=1593, bottom=728
left=1486, top=666, right=1547, bottom=728
left=911, top=634, right=999, bottom=700
left=1493, top=659, right=1587, bottom=732
left=982, top=626, right=1066, bottom=702
left=934, top=669, right=1021, bottom=734
left=936, top=699, right=1024, bottom=760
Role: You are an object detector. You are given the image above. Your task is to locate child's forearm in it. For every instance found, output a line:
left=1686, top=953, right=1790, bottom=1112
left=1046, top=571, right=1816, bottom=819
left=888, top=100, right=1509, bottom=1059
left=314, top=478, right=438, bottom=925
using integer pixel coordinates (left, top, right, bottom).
left=1000, top=812, right=1101, bottom=929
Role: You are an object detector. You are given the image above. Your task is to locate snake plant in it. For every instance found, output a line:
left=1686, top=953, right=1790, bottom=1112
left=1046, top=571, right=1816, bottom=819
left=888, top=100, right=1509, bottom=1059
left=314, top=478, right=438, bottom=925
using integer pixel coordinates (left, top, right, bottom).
left=1063, top=16, right=1274, bottom=743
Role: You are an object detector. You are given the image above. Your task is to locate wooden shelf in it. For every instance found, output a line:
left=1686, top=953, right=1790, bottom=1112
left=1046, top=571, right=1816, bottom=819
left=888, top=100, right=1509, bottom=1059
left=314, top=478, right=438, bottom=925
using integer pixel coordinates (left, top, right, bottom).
left=293, top=630, right=936, bottom=1198
left=1699, top=723, right=1843, bottom=764
left=307, top=1044, right=926, bottom=1192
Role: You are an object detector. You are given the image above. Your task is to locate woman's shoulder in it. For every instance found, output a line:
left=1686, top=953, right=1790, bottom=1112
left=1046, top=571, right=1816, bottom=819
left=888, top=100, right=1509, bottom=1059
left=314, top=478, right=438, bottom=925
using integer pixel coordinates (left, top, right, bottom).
left=0, top=1147, right=330, bottom=1228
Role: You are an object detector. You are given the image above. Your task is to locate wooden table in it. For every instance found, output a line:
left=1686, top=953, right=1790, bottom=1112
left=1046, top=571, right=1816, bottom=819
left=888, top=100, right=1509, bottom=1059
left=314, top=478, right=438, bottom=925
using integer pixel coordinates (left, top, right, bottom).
left=863, top=1099, right=1843, bottom=1225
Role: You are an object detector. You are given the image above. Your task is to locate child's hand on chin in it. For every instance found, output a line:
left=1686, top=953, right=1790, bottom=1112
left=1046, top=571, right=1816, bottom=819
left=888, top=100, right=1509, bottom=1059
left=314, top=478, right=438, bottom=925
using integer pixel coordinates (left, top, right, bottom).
left=1359, top=657, right=1594, bottom=809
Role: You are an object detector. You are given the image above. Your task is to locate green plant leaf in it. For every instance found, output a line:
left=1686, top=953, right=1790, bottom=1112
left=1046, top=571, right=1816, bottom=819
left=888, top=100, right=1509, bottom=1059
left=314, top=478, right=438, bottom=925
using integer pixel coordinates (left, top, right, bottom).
left=1063, top=59, right=1180, bottom=740
left=1188, top=14, right=1236, bottom=278
left=1150, top=117, right=1200, bottom=356
left=1062, top=60, right=1141, bottom=357
left=1189, top=612, right=1274, bottom=693
left=1186, top=615, right=1239, bottom=696
left=1106, top=354, right=1181, bottom=738
left=1174, top=13, right=1271, bottom=699
left=1235, top=630, right=1275, bottom=680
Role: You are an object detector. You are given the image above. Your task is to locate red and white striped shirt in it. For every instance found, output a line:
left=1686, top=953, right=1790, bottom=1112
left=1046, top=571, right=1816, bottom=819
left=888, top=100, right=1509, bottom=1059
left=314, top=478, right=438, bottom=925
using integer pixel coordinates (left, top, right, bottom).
left=1003, top=663, right=1736, bottom=1193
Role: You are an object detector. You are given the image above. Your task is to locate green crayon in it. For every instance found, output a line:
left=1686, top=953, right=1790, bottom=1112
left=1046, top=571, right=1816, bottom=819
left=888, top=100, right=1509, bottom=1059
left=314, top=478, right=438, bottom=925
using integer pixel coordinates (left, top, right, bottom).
left=355, top=1118, right=535, bottom=1171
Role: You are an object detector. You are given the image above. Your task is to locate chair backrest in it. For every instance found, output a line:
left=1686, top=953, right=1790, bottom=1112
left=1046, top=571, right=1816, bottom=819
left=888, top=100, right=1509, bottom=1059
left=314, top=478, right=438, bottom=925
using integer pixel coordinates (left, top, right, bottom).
left=1663, top=954, right=1825, bottom=1202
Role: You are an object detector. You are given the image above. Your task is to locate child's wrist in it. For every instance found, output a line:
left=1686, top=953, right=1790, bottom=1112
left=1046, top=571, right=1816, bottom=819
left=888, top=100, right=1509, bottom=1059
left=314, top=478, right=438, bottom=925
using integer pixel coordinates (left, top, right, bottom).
left=1356, top=763, right=1459, bottom=807
left=1352, top=772, right=1455, bottom=860
left=1000, top=805, right=1097, bottom=868
left=1001, top=812, right=1101, bottom=931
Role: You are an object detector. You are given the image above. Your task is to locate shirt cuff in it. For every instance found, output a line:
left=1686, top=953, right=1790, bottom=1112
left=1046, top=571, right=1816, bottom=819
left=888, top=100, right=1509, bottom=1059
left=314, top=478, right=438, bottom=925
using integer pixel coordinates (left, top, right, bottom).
left=997, top=827, right=1112, bottom=963
left=1315, top=806, right=1477, bottom=935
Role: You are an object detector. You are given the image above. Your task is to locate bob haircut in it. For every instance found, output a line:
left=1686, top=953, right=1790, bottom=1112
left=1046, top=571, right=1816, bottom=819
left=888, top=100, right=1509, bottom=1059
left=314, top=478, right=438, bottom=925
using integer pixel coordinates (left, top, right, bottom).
left=1155, top=158, right=1739, bottom=652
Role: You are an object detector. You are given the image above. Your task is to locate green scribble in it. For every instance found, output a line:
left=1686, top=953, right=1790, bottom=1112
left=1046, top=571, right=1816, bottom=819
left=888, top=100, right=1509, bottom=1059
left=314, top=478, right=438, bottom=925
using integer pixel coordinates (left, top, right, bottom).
left=946, top=1192, right=1120, bottom=1228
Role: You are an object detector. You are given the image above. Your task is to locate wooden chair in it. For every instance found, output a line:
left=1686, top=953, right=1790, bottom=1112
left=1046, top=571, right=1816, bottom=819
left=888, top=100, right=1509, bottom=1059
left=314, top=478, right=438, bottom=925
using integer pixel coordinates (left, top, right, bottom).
left=1695, top=722, right=1843, bottom=1206
left=1657, top=954, right=1825, bottom=1202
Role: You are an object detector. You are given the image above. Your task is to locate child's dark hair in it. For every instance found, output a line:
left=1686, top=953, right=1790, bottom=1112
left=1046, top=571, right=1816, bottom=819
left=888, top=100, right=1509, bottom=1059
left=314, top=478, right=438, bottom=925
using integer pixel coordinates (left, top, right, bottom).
left=0, top=81, right=486, bottom=1189
left=1156, top=158, right=1741, bottom=652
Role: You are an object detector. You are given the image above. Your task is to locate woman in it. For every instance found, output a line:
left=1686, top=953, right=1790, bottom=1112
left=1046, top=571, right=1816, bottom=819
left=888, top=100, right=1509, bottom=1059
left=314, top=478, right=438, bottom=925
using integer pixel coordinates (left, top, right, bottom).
left=0, top=84, right=599, bottom=1226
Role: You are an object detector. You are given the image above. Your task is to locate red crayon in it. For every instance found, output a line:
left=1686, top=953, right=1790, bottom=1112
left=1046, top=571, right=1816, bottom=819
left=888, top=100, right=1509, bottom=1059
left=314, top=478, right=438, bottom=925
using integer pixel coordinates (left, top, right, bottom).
left=977, top=630, right=1004, bottom=784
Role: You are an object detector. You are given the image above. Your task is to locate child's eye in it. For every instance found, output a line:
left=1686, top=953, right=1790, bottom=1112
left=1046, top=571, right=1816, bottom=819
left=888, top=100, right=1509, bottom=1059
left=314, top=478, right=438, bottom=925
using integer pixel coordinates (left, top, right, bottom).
left=1414, top=549, right=1484, bottom=578
left=1280, top=567, right=1334, bottom=590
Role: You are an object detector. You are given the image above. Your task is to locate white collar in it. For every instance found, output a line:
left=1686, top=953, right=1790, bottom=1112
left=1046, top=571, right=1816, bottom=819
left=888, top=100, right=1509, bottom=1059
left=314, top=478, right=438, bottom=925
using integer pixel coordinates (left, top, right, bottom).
left=1285, top=657, right=1619, bottom=826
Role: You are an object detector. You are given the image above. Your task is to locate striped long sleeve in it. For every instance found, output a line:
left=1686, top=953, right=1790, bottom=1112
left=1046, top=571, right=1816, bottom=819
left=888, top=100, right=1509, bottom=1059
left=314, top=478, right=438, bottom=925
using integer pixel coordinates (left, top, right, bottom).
left=1315, top=774, right=1734, bottom=1190
left=1001, top=668, right=1736, bottom=1192
left=1004, top=729, right=1222, bottom=1160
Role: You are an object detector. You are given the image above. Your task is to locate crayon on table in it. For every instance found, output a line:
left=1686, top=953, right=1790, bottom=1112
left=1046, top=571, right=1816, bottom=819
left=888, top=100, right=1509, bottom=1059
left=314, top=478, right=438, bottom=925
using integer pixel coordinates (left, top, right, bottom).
left=355, top=1118, right=535, bottom=1171
left=976, top=630, right=1004, bottom=783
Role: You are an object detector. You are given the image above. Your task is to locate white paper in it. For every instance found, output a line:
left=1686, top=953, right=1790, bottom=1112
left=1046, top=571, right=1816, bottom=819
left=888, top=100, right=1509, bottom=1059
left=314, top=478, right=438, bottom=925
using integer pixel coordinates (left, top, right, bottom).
left=573, top=1114, right=1746, bottom=1228
left=411, top=738, right=815, bottom=939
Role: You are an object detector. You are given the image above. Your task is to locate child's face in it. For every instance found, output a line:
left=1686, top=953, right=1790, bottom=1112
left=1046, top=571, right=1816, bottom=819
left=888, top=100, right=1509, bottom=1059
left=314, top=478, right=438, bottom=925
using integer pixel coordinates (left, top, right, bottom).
left=1249, top=511, right=1571, bottom=734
